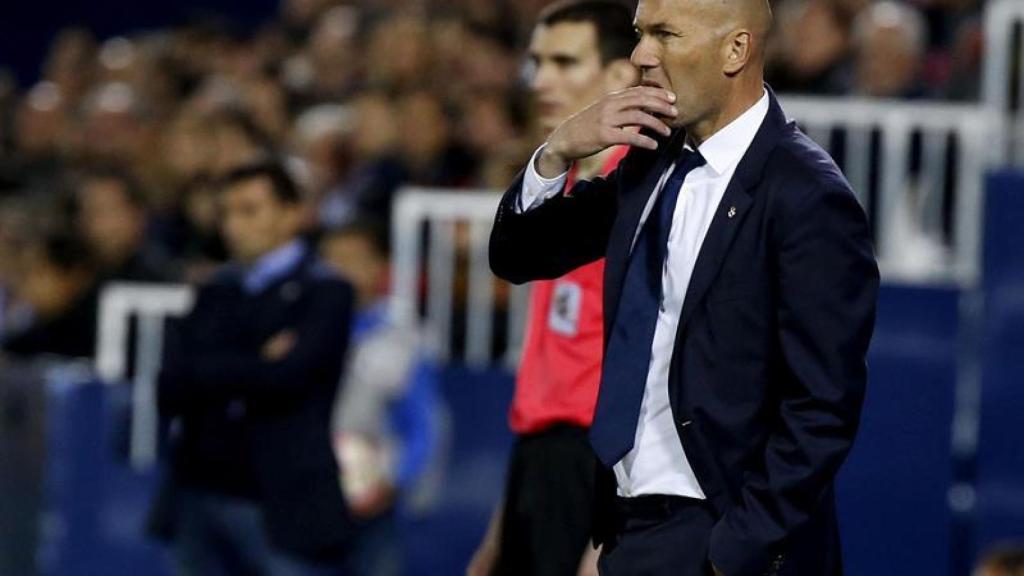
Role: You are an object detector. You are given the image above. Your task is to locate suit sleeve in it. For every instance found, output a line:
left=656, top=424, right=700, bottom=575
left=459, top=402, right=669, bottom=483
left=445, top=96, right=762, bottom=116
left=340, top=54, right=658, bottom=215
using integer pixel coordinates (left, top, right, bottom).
left=489, top=160, right=626, bottom=285
left=157, top=287, right=215, bottom=417
left=708, top=180, right=879, bottom=576
left=162, top=280, right=355, bottom=410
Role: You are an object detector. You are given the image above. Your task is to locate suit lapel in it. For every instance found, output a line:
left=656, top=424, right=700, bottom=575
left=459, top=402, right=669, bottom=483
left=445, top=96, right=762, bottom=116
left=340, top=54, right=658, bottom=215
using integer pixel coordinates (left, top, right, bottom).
left=676, top=86, right=791, bottom=336
left=677, top=181, right=753, bottom=331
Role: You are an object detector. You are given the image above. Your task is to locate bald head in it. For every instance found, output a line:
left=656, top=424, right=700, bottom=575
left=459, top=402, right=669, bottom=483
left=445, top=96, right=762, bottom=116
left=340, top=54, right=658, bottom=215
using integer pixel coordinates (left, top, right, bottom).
left=742, top=0, right=773, bottom=49
left=635, top=0, right=772, bottom=62
left=739, top=0, right=773, bottom=32
left=708, top=0, right=774, bottom=62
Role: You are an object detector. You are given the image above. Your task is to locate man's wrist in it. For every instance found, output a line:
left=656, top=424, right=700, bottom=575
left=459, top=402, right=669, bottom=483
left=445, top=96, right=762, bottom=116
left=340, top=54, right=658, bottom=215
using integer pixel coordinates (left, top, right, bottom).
left=536, top=143, right=571, bottom=179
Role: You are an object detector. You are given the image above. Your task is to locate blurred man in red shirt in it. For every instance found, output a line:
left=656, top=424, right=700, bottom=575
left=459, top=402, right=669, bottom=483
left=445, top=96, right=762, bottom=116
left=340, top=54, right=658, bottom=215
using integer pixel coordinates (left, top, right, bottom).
left=468, top=2, right=638, bottom=575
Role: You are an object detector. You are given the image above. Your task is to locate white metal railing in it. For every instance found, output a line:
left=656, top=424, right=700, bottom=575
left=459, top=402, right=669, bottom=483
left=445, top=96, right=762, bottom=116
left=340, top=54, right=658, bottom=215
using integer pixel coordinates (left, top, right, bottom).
left=983, top=0, right=1024, bottom=165
left=782, top=97, right=1002, bottom=284
left=389, top=99, right=1002, bottom=363
left=95, top=282, right=195, bottom=469
left=390, top=189, right=528, bottom=368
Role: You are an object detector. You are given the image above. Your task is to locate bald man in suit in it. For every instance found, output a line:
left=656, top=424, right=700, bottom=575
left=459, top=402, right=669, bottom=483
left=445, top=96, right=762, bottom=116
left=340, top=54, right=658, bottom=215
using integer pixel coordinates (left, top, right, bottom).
left=489, top=0, right=879, bottom=574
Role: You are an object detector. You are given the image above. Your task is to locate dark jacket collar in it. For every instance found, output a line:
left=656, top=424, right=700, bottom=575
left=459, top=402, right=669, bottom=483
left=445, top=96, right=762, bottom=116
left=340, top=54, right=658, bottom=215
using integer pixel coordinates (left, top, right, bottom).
left=729, top=84, right=789, bottom=194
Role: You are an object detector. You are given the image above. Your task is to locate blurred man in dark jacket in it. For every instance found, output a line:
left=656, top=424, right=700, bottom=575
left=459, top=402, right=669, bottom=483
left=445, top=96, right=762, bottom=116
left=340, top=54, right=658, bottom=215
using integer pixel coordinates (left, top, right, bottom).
left=0, top=229, right=96, bottom=358
left=159, top=160, right=358, bottom=576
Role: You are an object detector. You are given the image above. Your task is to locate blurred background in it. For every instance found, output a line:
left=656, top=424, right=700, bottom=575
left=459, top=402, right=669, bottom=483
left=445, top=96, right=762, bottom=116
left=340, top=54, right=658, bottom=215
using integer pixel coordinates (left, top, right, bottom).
left=0, top=0, right=1022, bottom=574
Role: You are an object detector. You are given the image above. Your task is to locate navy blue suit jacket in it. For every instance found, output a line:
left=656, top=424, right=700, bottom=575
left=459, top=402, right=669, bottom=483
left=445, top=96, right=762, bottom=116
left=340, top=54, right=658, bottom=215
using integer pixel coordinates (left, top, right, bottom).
left=490, top=89, right=879, bottom=576
left=159, top=248, right=356, bottom=559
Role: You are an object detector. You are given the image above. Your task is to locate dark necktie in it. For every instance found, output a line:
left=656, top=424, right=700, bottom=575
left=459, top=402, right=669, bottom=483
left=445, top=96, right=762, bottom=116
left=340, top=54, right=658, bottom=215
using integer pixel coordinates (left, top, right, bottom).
left=589, top=148, right=706, bottom=468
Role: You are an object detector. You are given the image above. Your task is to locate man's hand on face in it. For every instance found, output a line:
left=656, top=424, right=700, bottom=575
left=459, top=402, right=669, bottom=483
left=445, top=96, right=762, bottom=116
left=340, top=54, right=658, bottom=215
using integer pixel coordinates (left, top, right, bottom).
left=537, top=86, right=678, bottom=178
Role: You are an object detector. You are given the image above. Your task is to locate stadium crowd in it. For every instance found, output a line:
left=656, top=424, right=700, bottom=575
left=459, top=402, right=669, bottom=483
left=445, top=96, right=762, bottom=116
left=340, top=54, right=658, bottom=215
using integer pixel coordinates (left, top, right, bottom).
left=0, top=0, right=987, bottom=358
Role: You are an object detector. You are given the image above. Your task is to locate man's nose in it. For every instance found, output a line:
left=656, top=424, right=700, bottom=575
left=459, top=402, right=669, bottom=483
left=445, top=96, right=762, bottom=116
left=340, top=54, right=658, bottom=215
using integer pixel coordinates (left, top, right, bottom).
left=631, top=38, right=659, bottom=69
left=530, top=64, right=554, bottom=93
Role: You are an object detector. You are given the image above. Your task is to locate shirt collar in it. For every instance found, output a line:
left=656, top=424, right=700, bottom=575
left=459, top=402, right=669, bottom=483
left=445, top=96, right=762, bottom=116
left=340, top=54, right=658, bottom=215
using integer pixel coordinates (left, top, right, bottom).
left=243, top=239, right=306, bottom=294
left=687, top=89, right=770, bottom=176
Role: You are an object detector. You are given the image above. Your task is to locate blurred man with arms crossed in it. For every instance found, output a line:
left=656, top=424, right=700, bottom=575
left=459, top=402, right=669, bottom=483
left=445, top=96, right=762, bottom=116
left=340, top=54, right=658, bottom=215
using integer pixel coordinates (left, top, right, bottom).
left=159, top=161, right=358, bottom=576
left=468, top=2, right=638, bottom=575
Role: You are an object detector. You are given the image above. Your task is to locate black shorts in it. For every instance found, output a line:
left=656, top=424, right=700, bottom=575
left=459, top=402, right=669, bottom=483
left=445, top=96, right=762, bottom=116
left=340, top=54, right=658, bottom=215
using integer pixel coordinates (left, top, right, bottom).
left=495, top=424, right=597, bottom=576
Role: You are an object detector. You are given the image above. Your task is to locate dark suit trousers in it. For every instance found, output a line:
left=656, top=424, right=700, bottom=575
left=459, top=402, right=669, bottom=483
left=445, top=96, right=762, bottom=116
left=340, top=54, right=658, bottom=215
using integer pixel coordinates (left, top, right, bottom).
left=598, top=496, right=718, bottom=576
left=598, top=494, right=845, bottom=576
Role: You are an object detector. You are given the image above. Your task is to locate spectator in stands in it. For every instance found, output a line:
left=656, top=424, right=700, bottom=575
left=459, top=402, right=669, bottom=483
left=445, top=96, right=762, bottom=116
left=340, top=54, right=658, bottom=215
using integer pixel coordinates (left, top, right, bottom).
left=457, top=22, right=521, bottom=95
left=295, top=4, right=365, bottom=103
left=40, top=28, right=97, bottom=110
left=11, top=82, right=69, bottom=186
left=0, top=200, right=30, bottom=341
left=768, top=0, right=855, bottom=95
left=975, top=542, right=1024, bottom=576
left=917, top=0, right=980, bottom=56
left=365, top=13, right=436, bottom=92
left=0, top=229, right=97, bottom=359
left=157, top=160, right=358, bottom=575
left=291, top=103, right=352, bottom=206
left=457, top=90, right=530, bottom=189
left=239, top=75, right=291, bottom=145
left=77, top=81, right=154, bottom=168
left=281, top=0, right=339, bottom=40
left=163, top=107, right=217, bottom=189
left=396, top=90, right=479, bottom=188
left=940, top=5, right=983, bottom=100
left=467, top=2, right=638, bottom=575
left=206, top=107, right=276, bottom=176
left=0, top=69, right=16, bottom=163
left=155, top=171, right=229, bottom=285
left=71, top=165, right=168, bottom=283
left=318, top=90, right=408, bottom=231
left=320, top=219, right=444, bottom=576
left=852, top=0, right=930, bottom=99
left=455, top=0, right=521, bottom=38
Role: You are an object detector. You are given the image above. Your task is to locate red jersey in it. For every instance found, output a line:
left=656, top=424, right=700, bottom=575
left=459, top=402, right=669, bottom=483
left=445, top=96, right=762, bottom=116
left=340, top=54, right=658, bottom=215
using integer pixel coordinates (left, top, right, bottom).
left=509, top=146, right=629, bottom=435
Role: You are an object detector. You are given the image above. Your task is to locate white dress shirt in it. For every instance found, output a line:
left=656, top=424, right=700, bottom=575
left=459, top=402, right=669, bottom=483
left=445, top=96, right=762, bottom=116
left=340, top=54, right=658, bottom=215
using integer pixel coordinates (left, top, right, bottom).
left=517, top=90, right=770, bottom=498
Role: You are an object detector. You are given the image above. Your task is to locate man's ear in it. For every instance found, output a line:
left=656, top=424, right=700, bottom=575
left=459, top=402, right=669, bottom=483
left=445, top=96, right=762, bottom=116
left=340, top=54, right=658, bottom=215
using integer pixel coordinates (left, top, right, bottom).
left=723, top=29, right=752, bottom=75
left=604, top=59, right=641, bottom=92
